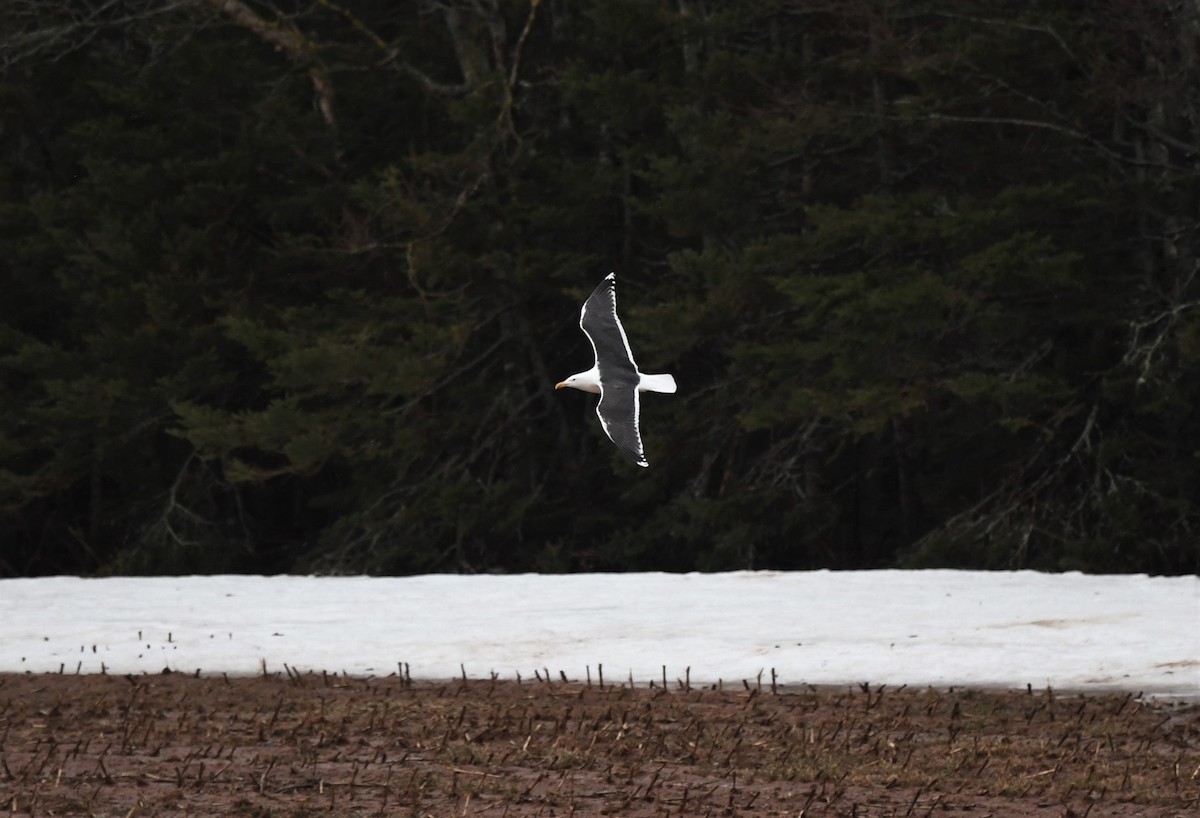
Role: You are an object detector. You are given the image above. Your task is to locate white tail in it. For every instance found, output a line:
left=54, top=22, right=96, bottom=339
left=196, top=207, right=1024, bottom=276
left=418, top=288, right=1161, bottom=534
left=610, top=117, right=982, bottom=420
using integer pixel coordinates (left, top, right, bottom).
left=638, top=373, right=677, bottom=394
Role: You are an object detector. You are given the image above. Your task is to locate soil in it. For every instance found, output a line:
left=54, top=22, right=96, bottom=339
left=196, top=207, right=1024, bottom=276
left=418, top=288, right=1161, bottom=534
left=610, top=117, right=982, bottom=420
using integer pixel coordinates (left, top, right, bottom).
left=0, top=671, right=1196, bottom=817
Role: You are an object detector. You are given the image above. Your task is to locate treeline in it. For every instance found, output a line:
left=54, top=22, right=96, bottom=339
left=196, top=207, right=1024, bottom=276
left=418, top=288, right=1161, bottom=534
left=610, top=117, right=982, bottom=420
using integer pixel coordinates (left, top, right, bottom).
left=1, top=1, right=1197, bottom=577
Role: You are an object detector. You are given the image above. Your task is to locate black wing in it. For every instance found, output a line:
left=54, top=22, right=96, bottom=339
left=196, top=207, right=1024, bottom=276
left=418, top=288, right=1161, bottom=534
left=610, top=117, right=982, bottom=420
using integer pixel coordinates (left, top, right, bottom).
left=595, top=383, right=648, bottom=467
left=580, top=274, right=649, bottom=467
left=579, top=273, right=639, bottom=377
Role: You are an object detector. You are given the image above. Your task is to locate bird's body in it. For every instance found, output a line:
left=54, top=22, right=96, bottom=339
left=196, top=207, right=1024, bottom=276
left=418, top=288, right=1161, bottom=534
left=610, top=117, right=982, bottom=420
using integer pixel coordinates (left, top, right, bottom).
left=556, top=274, right=676, bottom=468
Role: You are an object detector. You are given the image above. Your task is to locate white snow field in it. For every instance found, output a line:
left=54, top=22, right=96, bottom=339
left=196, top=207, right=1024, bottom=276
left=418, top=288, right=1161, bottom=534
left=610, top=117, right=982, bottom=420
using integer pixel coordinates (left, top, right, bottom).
left=1, top=570, right=1196, bottom=697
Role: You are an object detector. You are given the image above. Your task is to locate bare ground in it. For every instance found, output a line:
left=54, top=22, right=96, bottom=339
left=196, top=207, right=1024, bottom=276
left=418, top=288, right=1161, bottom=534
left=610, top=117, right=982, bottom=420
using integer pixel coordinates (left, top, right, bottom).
left=1, top=671, right=1196, bottom=817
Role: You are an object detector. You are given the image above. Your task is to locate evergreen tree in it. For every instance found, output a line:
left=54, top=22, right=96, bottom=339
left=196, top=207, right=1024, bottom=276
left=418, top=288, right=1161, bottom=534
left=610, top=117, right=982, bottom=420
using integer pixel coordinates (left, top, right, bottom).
left=1, top=1, right=1195, bottom=577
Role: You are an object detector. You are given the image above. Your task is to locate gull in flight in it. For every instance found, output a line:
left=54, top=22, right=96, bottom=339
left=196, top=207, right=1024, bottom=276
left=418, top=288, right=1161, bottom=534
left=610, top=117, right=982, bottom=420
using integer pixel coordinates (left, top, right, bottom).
left=556, top=274, right=676, bottom=467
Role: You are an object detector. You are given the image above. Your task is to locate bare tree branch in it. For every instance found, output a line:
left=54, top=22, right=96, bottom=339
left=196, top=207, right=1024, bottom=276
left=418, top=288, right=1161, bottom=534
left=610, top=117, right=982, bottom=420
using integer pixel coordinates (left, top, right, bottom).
left=931, top=11, right=1078, bottom=63
left=202, top=0, right=337, bottom=127
left=1122, top=260, right=1200, bottom=386
left=0, top=0, right=197, bottom=68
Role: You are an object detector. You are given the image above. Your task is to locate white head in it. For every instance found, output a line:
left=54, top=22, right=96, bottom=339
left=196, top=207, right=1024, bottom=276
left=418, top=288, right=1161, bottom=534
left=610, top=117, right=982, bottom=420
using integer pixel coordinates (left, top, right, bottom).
left=555, top=368, right=602, bottom=394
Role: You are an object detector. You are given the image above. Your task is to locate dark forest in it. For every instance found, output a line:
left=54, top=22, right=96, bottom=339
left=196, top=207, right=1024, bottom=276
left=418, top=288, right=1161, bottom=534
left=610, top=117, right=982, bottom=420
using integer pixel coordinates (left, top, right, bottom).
left=2, top=1, right=1197, bottom=577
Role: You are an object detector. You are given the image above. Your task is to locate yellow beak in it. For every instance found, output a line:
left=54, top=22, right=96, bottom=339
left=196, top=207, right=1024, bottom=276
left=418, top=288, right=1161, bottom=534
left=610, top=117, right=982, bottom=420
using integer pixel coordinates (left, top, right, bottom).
left=554, top=382, right=567, bottom=390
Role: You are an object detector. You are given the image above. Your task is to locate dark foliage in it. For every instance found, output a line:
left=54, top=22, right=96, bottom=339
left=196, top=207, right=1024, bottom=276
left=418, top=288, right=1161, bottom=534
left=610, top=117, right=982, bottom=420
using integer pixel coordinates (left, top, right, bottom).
left=2, top=0, right=1197, bottom=576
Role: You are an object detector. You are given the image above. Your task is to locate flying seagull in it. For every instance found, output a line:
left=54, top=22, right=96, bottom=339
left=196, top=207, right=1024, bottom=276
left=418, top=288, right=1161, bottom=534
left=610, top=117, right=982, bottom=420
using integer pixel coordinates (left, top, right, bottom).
left=556, top=273, right=677, bottom=467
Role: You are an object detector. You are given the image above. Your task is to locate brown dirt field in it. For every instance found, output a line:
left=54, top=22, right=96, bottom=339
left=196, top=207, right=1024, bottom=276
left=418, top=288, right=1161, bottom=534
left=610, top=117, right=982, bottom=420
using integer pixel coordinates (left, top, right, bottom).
left=0, top=671, right=1196, bottom=817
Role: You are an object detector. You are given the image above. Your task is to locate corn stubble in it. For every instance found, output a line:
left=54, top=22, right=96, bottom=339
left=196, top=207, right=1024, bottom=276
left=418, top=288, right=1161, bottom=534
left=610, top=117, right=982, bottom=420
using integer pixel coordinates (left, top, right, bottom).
left=0, top=669, right=1196, bottom=817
